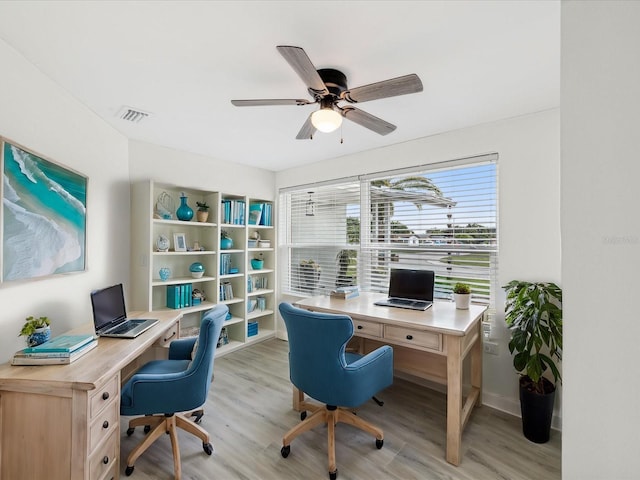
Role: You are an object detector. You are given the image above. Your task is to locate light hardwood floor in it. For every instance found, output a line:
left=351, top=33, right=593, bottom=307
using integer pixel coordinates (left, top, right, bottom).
left=120, top=338, right=561, bottom=480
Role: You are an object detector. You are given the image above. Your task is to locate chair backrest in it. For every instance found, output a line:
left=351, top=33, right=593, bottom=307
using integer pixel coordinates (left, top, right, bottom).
left=278, top=302, right=355, bottom=404
left=184, top=304, right=227, bottom=407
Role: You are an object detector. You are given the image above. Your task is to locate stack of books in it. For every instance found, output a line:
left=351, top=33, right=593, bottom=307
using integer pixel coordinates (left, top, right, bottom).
left=12, top=334, right=98, bottom=366
left=330, top=286, right=360, bottom=300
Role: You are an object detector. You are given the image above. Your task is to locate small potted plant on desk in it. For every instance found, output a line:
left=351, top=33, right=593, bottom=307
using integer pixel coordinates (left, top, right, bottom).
left=20, top=315, right=51, bottom=346
left=196, top=201, right=210, bottom=222
left=504, top=280, right=562, bottom=444
left=453, top=282, right=471, bottom=309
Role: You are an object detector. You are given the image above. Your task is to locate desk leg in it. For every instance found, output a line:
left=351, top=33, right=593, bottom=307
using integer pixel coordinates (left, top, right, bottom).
left=470, top=323, right=483, bottom=405
left=446, top=335, right=463, bottom=466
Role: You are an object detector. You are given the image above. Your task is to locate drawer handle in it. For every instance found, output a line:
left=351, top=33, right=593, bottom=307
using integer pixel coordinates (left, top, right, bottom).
left=406, top=335, right=413, bottom=340
left=103, top=456, right=109, bottom=465
left=357, top=325, right=363, bottom=330
left=103, top=420, right=109, bottom=429
left=164, top=330, right=177, bottom=342
left=102, top=392, right=109, bottom=400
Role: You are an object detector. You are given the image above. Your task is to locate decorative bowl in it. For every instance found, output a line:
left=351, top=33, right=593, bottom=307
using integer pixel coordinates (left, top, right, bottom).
left=251, top=259, right=264, bottom=270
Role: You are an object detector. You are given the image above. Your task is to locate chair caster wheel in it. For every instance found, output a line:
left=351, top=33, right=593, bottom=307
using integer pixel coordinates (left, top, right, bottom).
left=126, top=427, right=135, bottom=436
left=300, top=411, right=307, bottom=421
left=281, top=445, right=291, bottom=458
left=203, top=442, right=213, bottom=455
left=143, top=425, right=151, bottom=434
left=329, top=469, right=338, bottom=479
left=194, top=413, right=204, bottom=424
left=125, top=465, right=134, bottom=476
left=376, top=439, right=384, bottom=449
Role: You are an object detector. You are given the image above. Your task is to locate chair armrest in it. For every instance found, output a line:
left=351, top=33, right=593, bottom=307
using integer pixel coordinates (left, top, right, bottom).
left=168, top=337, right=198, bottom=360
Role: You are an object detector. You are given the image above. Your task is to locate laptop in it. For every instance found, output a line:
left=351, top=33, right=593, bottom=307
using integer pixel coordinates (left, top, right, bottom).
left=374, top=269, right=435, bottom=311
left=90, top=283, right=158, bottom=338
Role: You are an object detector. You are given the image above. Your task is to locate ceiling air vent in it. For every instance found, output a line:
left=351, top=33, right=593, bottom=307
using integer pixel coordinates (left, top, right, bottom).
left=117, top=106, right=151, bottom=123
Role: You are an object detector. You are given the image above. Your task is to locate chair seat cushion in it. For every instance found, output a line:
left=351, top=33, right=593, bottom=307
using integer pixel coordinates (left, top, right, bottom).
left=135, top=359, right=191, bottom=375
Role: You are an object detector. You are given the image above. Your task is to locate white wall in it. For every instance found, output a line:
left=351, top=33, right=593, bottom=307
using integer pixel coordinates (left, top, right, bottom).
left=128, top=140, right=275, bottom=199
left=276, top=109, right=561, bottom=422
left=0, top=38, right=129, bottom=362
left=562, top=2, right=640, bottom=478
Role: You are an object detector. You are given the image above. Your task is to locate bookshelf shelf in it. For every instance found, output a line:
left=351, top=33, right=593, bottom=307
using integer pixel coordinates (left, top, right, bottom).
left=132, top=180, right=276, bottom=357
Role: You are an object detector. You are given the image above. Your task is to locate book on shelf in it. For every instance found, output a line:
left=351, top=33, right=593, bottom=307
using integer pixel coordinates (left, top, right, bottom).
left=22, top=334, right=95, bottom=354
left=330, top=286, right=360, bottom=300
left=12, top=339, right=98, bottom=365
left=167, top=284, right=193, bottom=309
left=248, top=203, right=263, bottom=225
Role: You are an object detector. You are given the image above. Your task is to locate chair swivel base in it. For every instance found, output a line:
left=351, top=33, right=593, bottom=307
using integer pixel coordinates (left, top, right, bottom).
left=281, top=404, right=384, bottom=480
left=124, top=413, right=213, bottom=479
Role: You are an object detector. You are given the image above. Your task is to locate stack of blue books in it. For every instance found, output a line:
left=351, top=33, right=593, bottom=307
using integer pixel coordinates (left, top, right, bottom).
left=12, top=334, right=98, bottom=365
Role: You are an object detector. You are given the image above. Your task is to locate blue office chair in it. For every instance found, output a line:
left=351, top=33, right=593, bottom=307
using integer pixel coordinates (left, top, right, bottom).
left=120, top=304, right=227, bottom=479
left=278, top=302, right=394, bottom=480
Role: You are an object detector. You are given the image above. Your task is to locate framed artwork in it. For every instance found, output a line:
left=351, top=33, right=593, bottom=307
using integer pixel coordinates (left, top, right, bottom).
left=1, top=138, right=87, bottom=283
left=173, top=233, right=187, bottom=252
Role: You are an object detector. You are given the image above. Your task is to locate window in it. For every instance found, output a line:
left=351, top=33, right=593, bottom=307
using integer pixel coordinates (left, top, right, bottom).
left=279, top=154, right=497, bottom=305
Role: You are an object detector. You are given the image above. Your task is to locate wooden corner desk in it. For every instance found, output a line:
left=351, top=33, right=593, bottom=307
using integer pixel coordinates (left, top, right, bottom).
left=0, top=310, right=181, bottom=480
left=294, top=292, right=487, bottom=466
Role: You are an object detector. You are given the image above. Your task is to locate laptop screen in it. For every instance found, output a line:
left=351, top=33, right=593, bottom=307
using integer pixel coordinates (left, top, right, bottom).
left=388, top=269, right=435, bottom=302
left=91, top=283, right=127, bottom=332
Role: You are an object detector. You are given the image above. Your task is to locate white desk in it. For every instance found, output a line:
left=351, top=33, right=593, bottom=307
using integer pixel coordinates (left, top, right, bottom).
left=0, top=310, right=181, bottom=480
left=295, top=292, right=486, bottom=466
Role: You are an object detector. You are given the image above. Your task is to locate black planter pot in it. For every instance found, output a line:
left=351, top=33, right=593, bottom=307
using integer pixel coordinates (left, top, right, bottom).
left=519, top=377, right=556, bottom=443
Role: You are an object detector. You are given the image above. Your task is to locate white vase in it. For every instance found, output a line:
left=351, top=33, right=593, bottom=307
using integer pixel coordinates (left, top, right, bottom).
left=454, top=293, right=471, bottom=309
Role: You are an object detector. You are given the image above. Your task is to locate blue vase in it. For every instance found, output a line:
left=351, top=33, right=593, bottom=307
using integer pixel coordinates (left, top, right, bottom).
left=159, top=267, right=171, bottom=281
left=221, top=237, right=233, bottom=250
left=176, top=195, right=194, bottom=221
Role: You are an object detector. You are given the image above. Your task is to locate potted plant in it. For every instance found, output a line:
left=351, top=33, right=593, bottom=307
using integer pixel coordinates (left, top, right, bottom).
left=196, top=201, right=210, bottom=222
left=504, top=280, right=562, bottom=443
left=19, top=315, right=51, bottom=346
left=453, top=282, right=471, bottom=309
left=220, top=229, right=233, bottom=250
left=251, top=253, right=264, bottom=270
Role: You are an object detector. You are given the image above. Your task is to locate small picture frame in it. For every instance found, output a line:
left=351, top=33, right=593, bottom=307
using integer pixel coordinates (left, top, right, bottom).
left=173, top=233, right=187, bottom=252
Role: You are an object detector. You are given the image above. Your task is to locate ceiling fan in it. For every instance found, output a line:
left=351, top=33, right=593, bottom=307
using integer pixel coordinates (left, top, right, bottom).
left=231, top=45, right=423, bottom=139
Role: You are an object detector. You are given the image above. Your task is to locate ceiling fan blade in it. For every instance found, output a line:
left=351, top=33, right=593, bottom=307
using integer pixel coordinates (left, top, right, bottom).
left=231, top=99, right=313, bottom=107
left=296, top=114, right=316, bottom=140
left=277, top=46, right=329, bottom=96
left=341, top=106, right=396, bottom=135
left=342, top=74, right=423, bottom=103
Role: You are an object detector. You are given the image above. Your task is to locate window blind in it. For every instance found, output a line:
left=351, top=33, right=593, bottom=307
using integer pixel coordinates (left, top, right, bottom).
left=279, top=154, right=498, bottom=305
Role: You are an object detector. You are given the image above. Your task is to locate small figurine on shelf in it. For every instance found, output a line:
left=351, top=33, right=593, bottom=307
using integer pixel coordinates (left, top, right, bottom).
left=192, top=288, right=206, bottom=305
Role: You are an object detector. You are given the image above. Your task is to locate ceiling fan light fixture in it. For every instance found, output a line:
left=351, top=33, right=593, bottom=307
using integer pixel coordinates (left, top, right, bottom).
left=311, top=107, right=342, bottom=133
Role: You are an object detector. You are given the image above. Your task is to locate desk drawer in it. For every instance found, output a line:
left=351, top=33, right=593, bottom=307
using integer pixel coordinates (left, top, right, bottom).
left=154, top=321, right=180, bottom=347
left=352, top=319, right=382, bottom=338
left=90, top=374, right=119, bottom=419
left=89, top=430, right=118, bottom=480
left=384, top=325, right=442, bottom=352
left=89, top=397, right=118, bottom=452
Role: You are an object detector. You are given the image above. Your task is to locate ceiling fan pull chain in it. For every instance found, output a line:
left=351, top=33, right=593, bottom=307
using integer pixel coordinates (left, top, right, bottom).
left=340, top=123, right=344, bottom=144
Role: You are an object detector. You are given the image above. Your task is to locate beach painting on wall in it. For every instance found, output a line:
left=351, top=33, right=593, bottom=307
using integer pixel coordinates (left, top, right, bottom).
left=1, top=138, right=87, bottom=282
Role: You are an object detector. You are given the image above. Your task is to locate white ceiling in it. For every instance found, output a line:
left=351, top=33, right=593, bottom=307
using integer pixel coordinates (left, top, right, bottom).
left=0, top=1, right=559, bottom=172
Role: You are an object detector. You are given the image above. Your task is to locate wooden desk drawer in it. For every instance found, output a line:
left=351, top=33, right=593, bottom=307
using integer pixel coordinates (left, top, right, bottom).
left=90, top=374, right=119, bottom=419
left=89, top=397, right=118, bottom=452
left=352, top=319, right=382, bottom=338
left=89, top=430, right=118, bottom=480
left=384, top=325, right=442, bottom=352
left=154, top=321, right=180, bottom=347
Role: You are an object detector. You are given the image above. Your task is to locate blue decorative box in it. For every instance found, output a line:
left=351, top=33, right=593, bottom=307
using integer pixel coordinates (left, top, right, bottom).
left=248, top=321, right=259, bottom=337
